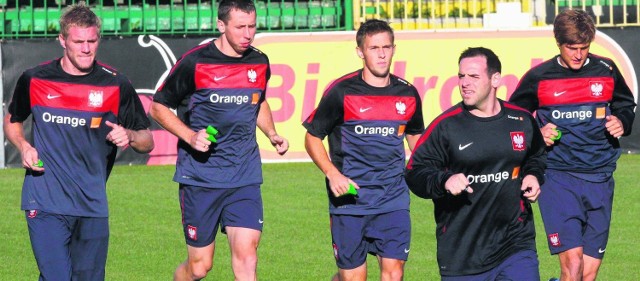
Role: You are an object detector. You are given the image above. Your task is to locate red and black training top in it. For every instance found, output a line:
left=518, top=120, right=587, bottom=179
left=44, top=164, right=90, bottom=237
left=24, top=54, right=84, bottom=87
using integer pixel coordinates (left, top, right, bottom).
left=304, top=69, right=424, bottom=215
left=509, top=54, right=636, bottom=173
left=8, top=58, right=150, bottom=217
left=405, top=100, right=546, bottom=276
left=153, top=41, right=270, bottom=189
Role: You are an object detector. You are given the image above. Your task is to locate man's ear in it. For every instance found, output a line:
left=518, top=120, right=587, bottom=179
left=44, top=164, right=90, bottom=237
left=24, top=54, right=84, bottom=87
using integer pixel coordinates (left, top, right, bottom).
left=59, top=33, right=66, bottom=49
left=491, top=72, right=502, bottom=88
left=217, top=19, right=225, bottom=34
left=356, top=47, right=364, bottom=59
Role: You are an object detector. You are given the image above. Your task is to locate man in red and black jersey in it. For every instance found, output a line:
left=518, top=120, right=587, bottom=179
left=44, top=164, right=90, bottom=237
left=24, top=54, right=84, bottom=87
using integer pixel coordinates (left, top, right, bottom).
left=303, top=19, right=424, bottom=281
left=509, top=9, right=636, bottom=281
left=150, top=0, right=288, bottom=280
left=4, top=3, right=154, bottom=280
left=406, top=47, right=546, bottom=280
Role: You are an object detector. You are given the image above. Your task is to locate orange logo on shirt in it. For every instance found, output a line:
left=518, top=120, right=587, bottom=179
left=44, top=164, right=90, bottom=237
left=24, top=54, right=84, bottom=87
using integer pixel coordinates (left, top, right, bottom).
left=252, top=93, right=260, bottom=104
left=595, top=107, right=606, bottom=119
left=512, top=166, right=520, bottom=179
left=90, top=117, right=102, bottom=128
left=398, top=125, right=406, bottom=136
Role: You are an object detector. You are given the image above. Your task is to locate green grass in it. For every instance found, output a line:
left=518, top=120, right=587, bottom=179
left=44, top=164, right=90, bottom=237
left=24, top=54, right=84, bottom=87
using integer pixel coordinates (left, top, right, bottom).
left=1, top=155, right=639, bottom=280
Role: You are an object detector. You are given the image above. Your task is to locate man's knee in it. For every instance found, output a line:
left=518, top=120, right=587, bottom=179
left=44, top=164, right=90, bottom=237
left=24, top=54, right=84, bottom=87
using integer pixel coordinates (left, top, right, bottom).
left=188, top=257, right=213, bottom=279
left=559, top=248, right=584, bottom=276
left=381, top=268, right=404, bottom=281
left=380, top=259, right=405, bottom=281
left=229, top=232, right=260, bottom=264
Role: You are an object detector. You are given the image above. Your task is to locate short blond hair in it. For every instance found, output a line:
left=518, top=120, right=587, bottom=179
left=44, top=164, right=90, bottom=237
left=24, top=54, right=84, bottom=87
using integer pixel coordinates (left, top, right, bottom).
left=60, top=1, right=101, bottom=38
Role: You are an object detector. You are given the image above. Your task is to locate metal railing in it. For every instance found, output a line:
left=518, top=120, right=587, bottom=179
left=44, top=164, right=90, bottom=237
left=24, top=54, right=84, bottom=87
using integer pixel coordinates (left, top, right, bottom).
left=353, top=0, right=538, bottom=29
left=1, top=0, right=638, bottom=38
left=352, top=0, right=640, bottom=29
left=0, top=0, right=348, bottom=38
left=555, top=0, right=640, bottom=26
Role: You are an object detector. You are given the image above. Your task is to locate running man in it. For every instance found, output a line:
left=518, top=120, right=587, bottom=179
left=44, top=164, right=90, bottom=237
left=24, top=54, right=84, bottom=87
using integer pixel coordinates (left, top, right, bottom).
left=406, top=47, right=546, bottom=280
left=509, top=9, right=636, bottom=281
left=303, top=19, right=424, bottom=281
left=4, top=2, right=154, bottom=280
left=149, top=0, right=288, bottom=280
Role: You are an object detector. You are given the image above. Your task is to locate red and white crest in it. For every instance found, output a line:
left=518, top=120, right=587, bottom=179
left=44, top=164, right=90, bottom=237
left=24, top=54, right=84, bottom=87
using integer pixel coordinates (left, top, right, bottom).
left=510, top=132, right=526, bottom=151
left=395, top=101, right=406, bottom=115
left=333, top=243, right=339, bottom=260
left=548, top=233, right=561, bottom=247
left=247, top=69, right=257, bottom=83
left=187, top=225, right=197, bottom=241
left=88, top=90, right=104, bottom=107
left=590, top=81, right=604, bottom=97
left=28, top=210, right=38, bottom=218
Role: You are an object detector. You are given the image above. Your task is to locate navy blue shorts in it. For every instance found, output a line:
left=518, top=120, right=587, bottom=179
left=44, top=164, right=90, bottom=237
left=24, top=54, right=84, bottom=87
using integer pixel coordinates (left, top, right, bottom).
left=180, top=184, right=263, bottom=247
left=538, top=169, right=614, bottom=259
left=26, top=210, right=109, bottom=281
left=330, top=210, right=411, bottom=269
left=441, top=250, right=539, bottom=281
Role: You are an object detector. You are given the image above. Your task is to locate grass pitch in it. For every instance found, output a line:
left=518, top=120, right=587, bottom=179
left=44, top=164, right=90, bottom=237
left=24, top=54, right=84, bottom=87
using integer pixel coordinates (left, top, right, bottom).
left=1, top=155, right=639, bottom=280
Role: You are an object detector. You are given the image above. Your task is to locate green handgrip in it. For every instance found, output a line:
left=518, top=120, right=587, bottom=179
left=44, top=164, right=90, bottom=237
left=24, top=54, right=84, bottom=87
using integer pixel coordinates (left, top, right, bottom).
left=342, top=183, right=358, bottom=196
left=206, top=125, right=219, bottom=143
left=206, top=125, right=219, bottom=136
left=551, top=129, right=562, bottom=141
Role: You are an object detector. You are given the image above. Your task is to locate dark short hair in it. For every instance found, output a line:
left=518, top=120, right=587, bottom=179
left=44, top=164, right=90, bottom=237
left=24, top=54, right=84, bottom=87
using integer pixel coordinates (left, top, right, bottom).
left=356, top=19, right=394, bottom=47
left=553, top=9, right=596, bottom=45
left=60, top=1, right=101, bottom=38
left=458, top=47, right=502, bottom=75
left=218, top=0, right=256, bottom=23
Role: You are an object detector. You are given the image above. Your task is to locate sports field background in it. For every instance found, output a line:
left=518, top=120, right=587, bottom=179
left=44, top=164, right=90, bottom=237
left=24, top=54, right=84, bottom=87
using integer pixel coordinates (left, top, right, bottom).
left=1, top=155, right=639, bottom=280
